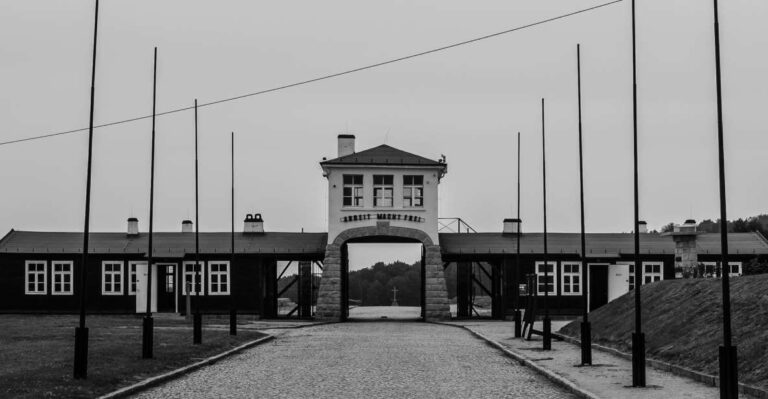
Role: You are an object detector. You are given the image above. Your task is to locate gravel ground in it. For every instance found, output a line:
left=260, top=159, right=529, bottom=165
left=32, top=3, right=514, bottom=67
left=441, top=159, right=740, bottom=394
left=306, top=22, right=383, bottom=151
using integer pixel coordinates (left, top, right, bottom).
left=134, top=322, right=577, bottom=398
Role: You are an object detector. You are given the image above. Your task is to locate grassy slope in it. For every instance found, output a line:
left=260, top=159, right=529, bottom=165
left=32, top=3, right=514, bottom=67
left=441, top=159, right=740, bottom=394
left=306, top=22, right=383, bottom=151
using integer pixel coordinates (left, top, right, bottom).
left=560, top=274, right=768, bottom=390
left=0, top=315, right=265, bottom=398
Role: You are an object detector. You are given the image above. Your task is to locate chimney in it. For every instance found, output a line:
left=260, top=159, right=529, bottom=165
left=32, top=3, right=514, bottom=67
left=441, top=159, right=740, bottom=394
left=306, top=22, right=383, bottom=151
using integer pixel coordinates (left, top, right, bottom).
left=638, top=220, right=647, bottom=233
left=502, top=218, right=521, bottom=235
left=675, top=219, right=697, bottom=233
left=127, top=217, right=139, bottom=237
left=244, top=213, right=265, bottom=234
left=338, top=134, right=355, bottom=157
left=181, top=220, right=193, bottom=233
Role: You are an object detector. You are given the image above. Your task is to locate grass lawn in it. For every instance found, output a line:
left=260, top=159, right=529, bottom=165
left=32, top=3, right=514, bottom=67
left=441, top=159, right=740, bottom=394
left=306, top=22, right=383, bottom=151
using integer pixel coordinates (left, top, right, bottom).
left=0, top=314, right=267, bottom=398
left=560, top=274, right=768, bottom=391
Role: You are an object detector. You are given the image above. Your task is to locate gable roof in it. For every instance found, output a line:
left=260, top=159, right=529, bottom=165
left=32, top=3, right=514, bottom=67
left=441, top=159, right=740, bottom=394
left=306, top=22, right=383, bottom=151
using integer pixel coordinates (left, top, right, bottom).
left=320, top=144, right=445, bottom=167
left=0, top=230, right=327, bottom=257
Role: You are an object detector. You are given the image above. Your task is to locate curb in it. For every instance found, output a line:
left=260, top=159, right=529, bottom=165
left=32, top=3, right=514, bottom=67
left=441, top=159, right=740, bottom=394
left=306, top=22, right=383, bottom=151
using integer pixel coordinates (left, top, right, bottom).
left=436, top=323, right=600, bottom=399
left=98, top=335, right=275, bottom=399
left=554, top=332, right=768, bottom=399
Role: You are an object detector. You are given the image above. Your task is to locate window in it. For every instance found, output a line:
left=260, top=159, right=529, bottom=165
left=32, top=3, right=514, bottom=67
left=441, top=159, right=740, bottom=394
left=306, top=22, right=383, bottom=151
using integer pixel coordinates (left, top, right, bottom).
left=629, top=262, right=663, bottom=289
left=51, top=261, right=73, bottom=295
left=183, top=261, right=204, bottom=295
left=208, top=261, right=230, bottom=295
left=728, top=262, right=742, bottom=277
left=643, top=262, right=663, bottom=284
left=25, top=261, right=47, bottom=295
left=128, top=261, right=145, bottom=295
left=165, top=265, right=175, bottom=293
left=102, top=261, right=124, bottom=295
left=373, top=175, right=393, bottom=207
left=701, top=261, right=718, bottom=277
left=403, top=175, right=424, bottom=207
left=342, top=175, right=364, bottom=207
left=561, top=262, right=582, bottom=295
left=535, top=261, right=557, bottom=296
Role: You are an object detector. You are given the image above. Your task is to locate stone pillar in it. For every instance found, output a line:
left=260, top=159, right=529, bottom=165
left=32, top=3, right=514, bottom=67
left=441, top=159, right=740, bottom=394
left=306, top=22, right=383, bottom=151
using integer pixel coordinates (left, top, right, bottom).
left=315, top=244, right=342, bottom=321
left=423, top=245, right=451, bottom=321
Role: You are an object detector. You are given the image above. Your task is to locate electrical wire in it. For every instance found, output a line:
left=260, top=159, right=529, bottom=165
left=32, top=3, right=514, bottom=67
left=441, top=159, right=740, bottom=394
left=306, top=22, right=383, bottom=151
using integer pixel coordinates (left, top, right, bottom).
left=0, top=0, right=622, bottom=147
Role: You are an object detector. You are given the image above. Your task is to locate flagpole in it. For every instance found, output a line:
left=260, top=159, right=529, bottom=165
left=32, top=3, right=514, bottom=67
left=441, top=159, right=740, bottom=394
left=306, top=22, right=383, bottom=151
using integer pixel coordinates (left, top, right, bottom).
left=541, top=98, right=551, bottom=350
left=193, top=99, right=202, bottom=345
left=514, top=131, right=522, bottom=338
left=142, top=46, right=158, bottom=359
left=577, top=43, right=592, bottom=365
left=74, top=0, right=99, bottom=379
left=712, top=1, right=737, bottom=397
left=230, top=132, right=237, bottom=336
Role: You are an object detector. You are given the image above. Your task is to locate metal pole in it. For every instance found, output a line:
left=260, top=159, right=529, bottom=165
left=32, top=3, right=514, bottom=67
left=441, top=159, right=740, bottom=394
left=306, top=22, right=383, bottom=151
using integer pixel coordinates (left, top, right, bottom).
left=631, top=0, right=646, bottom=387
left=712, top=1, right=737, bottom=397
left=541, top=98, right=551, bottom=350
left=74, top=0, right=99, bottom=380
left=142, top=47, right=158, bottom=359
left=230, top=132, right=237, bottom=335
left=193, top=99, right=202, bottom=344
left=577, top=44, right=592, bottom=365
left=514, top=132, right=522, bottom=338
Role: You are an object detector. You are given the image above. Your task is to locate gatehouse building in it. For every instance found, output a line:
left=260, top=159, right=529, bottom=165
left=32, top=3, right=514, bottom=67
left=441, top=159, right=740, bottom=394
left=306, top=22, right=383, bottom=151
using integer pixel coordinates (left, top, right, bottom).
left=1, top=135, right=767, bottom=319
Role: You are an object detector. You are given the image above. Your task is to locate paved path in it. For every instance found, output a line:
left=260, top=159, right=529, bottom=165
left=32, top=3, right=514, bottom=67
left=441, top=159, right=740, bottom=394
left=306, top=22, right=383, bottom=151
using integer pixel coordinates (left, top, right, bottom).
left=134, top=322, right=577, bottom=398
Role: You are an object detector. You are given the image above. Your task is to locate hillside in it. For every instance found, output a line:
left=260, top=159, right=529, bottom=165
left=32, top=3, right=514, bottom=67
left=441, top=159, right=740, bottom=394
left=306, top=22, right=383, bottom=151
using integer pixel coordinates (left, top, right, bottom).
left=560, top=274, right=768, bottom=390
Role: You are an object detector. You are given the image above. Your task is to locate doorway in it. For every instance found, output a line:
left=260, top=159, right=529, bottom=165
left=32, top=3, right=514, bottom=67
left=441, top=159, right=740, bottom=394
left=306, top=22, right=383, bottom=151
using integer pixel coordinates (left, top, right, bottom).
left=341, top=240, right=424, bottom=321
left=588, top=264, right=609, bottom=311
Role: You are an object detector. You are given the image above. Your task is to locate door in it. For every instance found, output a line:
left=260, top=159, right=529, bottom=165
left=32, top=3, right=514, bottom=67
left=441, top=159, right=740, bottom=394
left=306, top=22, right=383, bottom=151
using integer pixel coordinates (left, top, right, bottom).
left=588, top=264, right=608, bottom=311
left=135, top=263, right=158, bottom=313
left=607, top=263, right=631, bottom=302
left=156, top=263, right=176, bottom=313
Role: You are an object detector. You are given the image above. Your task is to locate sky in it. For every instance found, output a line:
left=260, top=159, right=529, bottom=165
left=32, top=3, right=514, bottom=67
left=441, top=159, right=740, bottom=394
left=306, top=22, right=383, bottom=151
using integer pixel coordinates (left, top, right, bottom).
left=1, top=0, right=767, bottom=251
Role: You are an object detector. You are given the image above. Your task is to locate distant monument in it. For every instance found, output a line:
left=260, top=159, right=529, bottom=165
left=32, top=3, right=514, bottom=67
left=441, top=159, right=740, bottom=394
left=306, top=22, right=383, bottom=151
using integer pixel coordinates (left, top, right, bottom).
left=391, top=286, right=399, bottom=306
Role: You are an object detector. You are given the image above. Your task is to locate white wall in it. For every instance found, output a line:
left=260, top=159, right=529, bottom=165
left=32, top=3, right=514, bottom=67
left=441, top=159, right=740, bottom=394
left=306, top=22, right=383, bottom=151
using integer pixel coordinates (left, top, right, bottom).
left=324, top=165, right=443, bottom=245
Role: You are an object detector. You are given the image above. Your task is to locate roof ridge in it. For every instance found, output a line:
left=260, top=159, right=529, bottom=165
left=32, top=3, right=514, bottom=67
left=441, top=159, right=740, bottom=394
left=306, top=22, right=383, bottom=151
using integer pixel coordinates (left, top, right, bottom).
left=0, top=229, right=15, bottom=248
left=752, top=230, right=768, bottom=247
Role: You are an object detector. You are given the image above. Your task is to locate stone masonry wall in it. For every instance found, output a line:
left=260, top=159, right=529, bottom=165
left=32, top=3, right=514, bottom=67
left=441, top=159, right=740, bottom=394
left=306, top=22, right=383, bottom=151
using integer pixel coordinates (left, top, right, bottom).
left=315, top=223, right=451, bottom=321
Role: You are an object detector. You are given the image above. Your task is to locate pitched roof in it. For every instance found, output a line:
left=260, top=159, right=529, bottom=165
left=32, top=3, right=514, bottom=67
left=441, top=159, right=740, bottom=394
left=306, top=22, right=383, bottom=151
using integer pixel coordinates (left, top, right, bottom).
left=320, top=144, right=445, bottom=167
left=0, top=230, right=327, bottom=256
left=438, top=232, right=768, bottom=256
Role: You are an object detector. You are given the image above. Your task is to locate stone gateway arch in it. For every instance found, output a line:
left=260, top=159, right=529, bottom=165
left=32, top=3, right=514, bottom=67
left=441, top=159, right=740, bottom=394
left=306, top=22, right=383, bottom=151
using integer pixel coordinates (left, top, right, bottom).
left=315, top=223, right=451, bottom=321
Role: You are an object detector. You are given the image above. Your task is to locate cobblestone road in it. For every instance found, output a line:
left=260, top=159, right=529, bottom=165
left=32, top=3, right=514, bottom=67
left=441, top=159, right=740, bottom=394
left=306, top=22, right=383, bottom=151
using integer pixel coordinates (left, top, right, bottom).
left=134, top=322, right=577, bottom=399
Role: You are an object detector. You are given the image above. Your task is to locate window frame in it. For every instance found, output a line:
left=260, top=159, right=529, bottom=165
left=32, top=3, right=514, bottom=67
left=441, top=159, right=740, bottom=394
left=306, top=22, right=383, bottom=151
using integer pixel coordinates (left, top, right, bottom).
left=403, top=175, right=424, bottom=208
left=183, top=261, right=205, bottom=295
left=373, top=175, right=394, bottom=207
left=207, top=261, right=230, bottom=295
left=642, top=262, right=664, bottom=285
left=25, top=260, right=47, bottom=295
left=728, top=262, right=742, bottom=277
left=534, top=261, right=558, bottom=296
left=51, top=261, right=73, bottom=296
left=102, top=261, right=124, bottom=295
left=342, top=174, right=364, bottom=207
left=560, top=261, right=582, bottom=296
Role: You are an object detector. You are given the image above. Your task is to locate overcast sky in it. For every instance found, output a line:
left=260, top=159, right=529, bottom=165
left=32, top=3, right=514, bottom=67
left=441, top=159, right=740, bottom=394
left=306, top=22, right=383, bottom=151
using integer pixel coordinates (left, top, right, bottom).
left=1, top=0, right=766, bottom=250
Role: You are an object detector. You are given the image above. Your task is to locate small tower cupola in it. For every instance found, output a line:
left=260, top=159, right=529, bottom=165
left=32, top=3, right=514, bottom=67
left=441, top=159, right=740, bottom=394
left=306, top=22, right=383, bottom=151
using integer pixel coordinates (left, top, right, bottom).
left=638, top=220, right=648, bottom=233
left=244, top=213, right=265, bottom=234
left=127, top=217, right=139, bottom=237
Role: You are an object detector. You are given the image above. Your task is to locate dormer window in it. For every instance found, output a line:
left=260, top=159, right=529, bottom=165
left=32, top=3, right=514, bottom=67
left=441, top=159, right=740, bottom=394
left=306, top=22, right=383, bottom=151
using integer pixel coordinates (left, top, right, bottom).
left=403, top=175, right=424, bottom=207
left=373, top=175, right=393, bottom=207
left=343, top=175, right=364, bottom=207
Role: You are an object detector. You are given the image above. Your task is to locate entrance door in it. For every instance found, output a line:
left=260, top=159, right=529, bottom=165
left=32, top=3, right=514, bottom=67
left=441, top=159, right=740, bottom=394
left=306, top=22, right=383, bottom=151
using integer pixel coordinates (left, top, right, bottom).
left=588, top=264, right=608, bottom=311
left=607, top=263, right=630, bottom=302
left=135, top=263, right=157, bottom=313
left=156, top=263, right=177, bottom=313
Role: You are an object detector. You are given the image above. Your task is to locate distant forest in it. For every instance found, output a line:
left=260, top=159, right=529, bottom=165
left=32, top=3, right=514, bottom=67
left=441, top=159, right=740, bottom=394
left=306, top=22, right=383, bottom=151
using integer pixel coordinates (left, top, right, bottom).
left=277, top=260, right=460, bottom=306
left=658, top=214, right=768, bottom=238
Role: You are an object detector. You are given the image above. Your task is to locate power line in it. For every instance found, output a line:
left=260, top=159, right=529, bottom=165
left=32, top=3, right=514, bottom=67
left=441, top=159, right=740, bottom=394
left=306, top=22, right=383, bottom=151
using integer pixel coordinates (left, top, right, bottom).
left=0, top=0, right=622, bottom=147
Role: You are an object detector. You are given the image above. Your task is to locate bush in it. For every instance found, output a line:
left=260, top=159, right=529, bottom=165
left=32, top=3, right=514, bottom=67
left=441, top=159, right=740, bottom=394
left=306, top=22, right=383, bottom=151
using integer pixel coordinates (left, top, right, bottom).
left=743, top=257, right=768, bottom=275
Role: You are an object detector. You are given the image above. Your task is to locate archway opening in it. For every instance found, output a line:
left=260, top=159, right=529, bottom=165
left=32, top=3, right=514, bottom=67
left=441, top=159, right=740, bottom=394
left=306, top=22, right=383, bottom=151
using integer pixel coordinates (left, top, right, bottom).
left=342, top=237, right=424, bottom=321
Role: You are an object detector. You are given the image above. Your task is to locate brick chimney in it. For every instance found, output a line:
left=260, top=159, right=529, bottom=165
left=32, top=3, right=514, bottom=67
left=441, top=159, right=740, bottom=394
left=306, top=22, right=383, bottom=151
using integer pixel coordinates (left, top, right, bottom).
left=127, top=217, right=139, bottom=237
left=244, top=213, right=265, bottom=234
left=338, top=134, right=355, bottom=157
left=502, top=218, right=521, bottom=235
left=181, top=220, right=193, bottom=233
